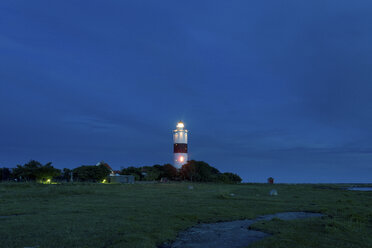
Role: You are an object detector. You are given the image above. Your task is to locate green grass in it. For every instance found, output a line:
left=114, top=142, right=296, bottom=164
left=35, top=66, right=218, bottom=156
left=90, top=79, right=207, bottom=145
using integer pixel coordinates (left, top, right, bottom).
left=0, top=183, right=371, bottom=248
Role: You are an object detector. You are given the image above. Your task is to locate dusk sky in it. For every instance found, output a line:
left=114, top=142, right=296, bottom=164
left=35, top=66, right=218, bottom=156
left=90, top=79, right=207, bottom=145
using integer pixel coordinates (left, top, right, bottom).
left=1, top=1, right=372, bottom=183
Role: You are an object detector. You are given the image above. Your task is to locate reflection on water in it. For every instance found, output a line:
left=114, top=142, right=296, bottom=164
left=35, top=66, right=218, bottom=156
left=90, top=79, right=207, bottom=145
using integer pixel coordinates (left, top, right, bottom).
left=348, top=187, right=372, bottom=191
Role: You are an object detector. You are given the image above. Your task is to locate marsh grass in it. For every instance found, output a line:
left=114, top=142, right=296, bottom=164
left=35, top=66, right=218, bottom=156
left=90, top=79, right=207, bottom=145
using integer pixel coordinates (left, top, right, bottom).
left=0, top=182, right=371, bottom=248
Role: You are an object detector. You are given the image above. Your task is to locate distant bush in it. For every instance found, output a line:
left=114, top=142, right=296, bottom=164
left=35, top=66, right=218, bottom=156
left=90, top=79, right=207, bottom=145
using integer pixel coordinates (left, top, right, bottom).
left=267, top=177, right=274, bottom=184
left=73, top=164, right=110, bottom=182
left=213, top=172, right=242, bottom=184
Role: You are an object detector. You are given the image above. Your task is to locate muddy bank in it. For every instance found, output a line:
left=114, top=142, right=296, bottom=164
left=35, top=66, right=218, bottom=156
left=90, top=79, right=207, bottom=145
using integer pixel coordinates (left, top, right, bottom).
left=160, top=212, right=323, bottom=248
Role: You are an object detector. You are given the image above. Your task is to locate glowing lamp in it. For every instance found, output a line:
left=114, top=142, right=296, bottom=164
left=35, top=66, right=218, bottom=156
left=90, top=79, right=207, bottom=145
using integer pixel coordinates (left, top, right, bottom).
left=177, top=122, right=184, bottom=129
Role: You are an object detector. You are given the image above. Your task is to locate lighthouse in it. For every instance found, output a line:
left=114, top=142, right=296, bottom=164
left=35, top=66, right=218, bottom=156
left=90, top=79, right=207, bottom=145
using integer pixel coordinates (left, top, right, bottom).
left=173, top=121, right=188, bottom=168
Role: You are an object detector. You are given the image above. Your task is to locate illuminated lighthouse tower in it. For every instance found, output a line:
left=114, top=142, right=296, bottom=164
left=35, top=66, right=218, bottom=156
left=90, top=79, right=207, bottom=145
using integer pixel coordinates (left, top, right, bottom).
left=173, top=121, right=188, bottom=168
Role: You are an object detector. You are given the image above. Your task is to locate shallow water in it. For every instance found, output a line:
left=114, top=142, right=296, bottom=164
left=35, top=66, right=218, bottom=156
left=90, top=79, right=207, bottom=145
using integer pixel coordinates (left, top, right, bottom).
left=348, top=187, right=372, bottom=191
left=160, top=212, right=323, bottom=248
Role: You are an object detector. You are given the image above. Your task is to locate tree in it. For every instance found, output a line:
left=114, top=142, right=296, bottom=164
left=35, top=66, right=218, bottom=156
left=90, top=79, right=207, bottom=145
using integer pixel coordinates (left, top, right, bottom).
left=162, top=164, right=177, bottom=180
left=120, top=164, right=178, bottom=181
left=118, top=162, right=242, bottom=184
left=36, top=162, right=61, bottom=182
left=120, top=166, right=143, bottom=181
left=61, top=168, right=72, bottom=182
left=142, top=166, right=162, bottom=181
left=11, top=160, right=60, bottom=182
left=180, top=160, right=220, bottom=182
left=179, top=160, right=242, bottom=183
left=0, top=168, right=11, bottom=181
left=12, top=160, right=40, bottom=181
left=73, top=164, right=111, bottom=182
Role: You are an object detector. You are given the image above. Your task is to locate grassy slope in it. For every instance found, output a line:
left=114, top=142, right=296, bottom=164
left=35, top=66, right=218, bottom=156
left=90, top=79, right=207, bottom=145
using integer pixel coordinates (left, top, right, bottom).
left=0, top=183, right=371, bottom=248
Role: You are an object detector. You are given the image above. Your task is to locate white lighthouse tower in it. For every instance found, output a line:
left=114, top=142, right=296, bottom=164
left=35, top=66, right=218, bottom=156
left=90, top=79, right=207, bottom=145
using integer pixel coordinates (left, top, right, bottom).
left=173, top=121, right=188, bottom=169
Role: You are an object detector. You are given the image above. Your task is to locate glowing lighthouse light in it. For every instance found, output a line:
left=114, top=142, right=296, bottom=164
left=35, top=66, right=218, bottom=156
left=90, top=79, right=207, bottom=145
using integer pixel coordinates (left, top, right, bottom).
left=179, top=156, right=184, bottom=162
left=173, top=121, right=188, bottom=169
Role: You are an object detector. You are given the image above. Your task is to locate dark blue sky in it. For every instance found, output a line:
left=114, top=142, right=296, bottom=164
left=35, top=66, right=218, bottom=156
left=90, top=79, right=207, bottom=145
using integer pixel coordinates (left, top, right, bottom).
left=1, top=1, right=372, bottom=182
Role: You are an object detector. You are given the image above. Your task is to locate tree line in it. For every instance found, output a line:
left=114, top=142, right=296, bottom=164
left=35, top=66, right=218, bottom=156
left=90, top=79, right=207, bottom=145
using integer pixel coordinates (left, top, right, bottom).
left=122, top=160, right=242, bottom=183
left=0, top=160, right=111, bottom=183
left=0, top=160, right=242, bottom=184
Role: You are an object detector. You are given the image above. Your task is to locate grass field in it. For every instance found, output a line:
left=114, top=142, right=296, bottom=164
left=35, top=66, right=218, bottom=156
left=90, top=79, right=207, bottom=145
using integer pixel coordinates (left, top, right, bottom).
left=0, top=182, right=371, bottom=248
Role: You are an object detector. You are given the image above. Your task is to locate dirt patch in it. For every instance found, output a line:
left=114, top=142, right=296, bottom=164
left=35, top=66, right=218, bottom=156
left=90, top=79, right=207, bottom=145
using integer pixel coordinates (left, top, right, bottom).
left=160, top=212, right=323, bottom=248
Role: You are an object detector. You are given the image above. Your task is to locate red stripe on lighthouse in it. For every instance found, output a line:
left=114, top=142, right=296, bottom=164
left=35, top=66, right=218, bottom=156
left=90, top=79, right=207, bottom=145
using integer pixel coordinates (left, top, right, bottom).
left=174, top=143, right=188, bottom=153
